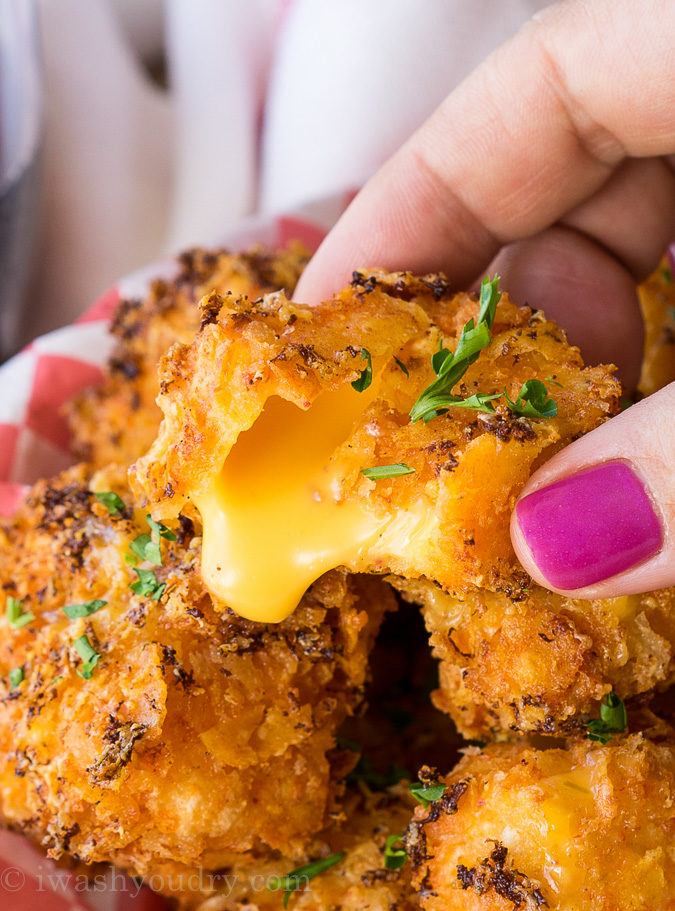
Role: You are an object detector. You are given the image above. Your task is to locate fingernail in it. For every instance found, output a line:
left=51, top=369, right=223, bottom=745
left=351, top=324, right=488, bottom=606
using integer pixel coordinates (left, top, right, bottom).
left=515, top=461, right=663, bottom=590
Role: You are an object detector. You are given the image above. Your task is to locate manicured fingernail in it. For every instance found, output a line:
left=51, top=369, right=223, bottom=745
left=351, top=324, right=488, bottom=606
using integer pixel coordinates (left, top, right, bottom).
left=515, top=461, right=663, bottom=590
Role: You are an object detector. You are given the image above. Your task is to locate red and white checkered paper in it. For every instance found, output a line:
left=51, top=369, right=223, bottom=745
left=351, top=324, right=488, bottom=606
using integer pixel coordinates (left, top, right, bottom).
left=0, top=200, right=344, bottom=908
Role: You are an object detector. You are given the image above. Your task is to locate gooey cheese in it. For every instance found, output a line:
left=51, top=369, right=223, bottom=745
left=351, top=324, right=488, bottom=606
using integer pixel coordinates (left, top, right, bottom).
left=195, top=380, right=403, bottom=623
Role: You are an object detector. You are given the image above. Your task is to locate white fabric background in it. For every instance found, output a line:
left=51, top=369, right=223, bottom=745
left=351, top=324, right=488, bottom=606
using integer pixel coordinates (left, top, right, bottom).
left=24, top=0, right=552, bottom=345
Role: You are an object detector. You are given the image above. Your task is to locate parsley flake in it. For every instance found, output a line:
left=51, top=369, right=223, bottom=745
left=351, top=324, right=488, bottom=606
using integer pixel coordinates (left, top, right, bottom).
left=146, top=514, right=177, bottom=542
left=130, top=568, right=166, bottom=601
left=6, top=597, right=35, bottom=629
left=130, top=534, right=162, bottom=566
left=94, top=491, right=126, bottom=516
left=384, top=834, right=407, bottom=870
left=410, top=276, right=501, bottom=423
left=62, top=600, right=107, bottom=619
left=585, top=692, right=627, bottom=744
left=409, top=779, right=447, bottom=808
left=73, top=635, right=100, bottom=679
left=504, top=379, right=557, bottom=419
left=268, top=853, right=345, bottom=908
left=9, top=667, right=24, bottom=689
left=394, top=356, right=409, bottom=377
left=351, top=348, right=373, bottom=392
left=360, top=463, right=415, bottom=480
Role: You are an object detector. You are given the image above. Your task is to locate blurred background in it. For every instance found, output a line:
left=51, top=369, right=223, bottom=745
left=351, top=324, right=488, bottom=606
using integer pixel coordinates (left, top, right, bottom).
left=0, top=0, right=553, bottom=358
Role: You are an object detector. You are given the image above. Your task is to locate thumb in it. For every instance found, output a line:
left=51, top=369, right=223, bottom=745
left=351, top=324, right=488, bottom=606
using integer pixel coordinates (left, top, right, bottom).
left=511, top=383, right=675, bottom=598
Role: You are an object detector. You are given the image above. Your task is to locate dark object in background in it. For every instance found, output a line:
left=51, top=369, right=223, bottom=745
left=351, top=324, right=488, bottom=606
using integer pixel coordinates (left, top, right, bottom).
left=0, top=0, right=42, bottom=361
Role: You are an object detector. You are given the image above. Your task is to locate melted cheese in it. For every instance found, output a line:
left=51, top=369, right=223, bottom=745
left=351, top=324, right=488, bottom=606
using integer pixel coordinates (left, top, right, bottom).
left=195, top=382, right=396, bottom=623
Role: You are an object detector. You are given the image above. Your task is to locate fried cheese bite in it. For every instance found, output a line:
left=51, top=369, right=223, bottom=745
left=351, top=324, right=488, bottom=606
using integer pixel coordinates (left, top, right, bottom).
left=405, top=730, right=675, bottom=910
left=67, top=244, right=309, bottom=469
left=0, top=465, right=393, bottom=886
left=188, top=786, right=418, bottom=910
left=396, top=577, right=675, bottom=739
left=638, top=255, right=675, bottom=398
left=131, top=270, right=619, bottom=625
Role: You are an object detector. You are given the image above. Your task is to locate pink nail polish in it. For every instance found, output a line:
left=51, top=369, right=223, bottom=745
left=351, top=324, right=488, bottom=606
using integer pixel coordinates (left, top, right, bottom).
left=515, top=461, right=662, bottom=590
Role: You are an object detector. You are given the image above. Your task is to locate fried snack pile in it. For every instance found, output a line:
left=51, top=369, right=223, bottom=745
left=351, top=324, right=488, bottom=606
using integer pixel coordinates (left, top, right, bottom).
left=2, top=245, right=674, bottom=910
left=68, top=244, right=309, bottom=469
left=0, top=465, right=392, bottom=880
left=406, top=730, right=675, bottom=910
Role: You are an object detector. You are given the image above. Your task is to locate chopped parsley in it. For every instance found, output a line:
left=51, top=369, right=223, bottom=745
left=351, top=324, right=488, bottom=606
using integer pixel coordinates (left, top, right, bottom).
left=129, top=515, right=176, bottom=566
left=504, top=379, right=558, bottom=419
left=545, top=375, right=564, bottom=389
left=73, top=635, right=100, bottom=679
left=409, top=779, right=447, bottom=808
left=351, top=348, right=373, bottom=392
left=410, top=276, right=501, bottom=423
left=94, top=491, right=126, bottom=516
left=410, top=275, right=557, bottom=423
left=360, top=463, right=415, bottom=480
left=268, top=853, right=345, bottom=907
left=130, top=568, right=166, bottom=601
left=384, top=834, right=407, bottom=870
left=394, top=356, right=409, bottom=377
left=62, top=600, right=107, bottom=619
left=6, top=597, right=35, bottom=629
left=9, top=667, right=24, bottom=689
left=585, top=692, right=627, bottom=744
left=146, top=514, right=177, bottom=542
left=662, top=264, right=673, bottom=284
left=130, top=533, right=161, bottom=566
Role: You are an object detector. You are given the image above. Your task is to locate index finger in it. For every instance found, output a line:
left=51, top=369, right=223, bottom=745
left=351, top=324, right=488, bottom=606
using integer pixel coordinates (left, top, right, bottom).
left=294, top=0, right=675, bottom=303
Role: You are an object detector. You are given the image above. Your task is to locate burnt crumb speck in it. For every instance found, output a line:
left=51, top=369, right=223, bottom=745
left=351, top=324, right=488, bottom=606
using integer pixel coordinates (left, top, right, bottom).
left=88, top=720, right=147, bottom=785
left=456, top=842, right=548, bottom=908
left=200, top=291, right=224, bottom=328
left=404, top=779, right=469, bottom=871
left=177, top=514, right=195, bottom=545
left=351, top=271, right=378, bottom=293
left=420, top=275, right=450, bottom=300
left=109, top=356, right=141, bottom=380
left=164, top=482, right=175, bottom=499
left=477, top=413, right=537, bottom=443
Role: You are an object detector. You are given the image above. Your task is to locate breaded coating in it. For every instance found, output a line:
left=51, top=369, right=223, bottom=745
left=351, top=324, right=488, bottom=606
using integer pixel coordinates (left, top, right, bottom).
left=132, top=270, right=619, bottom=602
left=67, top=244, right=309, bottom=469
left=0, top=465, right=393, bottom=887
left=396, top=578, right=675, bottom=738
left=638, top=256, right=675, bottom=397
left=189, top=787, right=418, bottom=910
left=405, top=731, right=675, bottom=910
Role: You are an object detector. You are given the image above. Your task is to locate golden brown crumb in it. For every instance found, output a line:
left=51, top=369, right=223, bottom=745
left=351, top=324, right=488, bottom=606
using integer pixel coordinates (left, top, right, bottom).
left=67, top=244, right=310, bottom=469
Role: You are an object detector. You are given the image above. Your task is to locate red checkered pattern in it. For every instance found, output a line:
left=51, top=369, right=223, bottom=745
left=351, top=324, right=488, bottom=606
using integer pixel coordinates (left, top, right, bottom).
left=0, top=206, right=338, bottom=907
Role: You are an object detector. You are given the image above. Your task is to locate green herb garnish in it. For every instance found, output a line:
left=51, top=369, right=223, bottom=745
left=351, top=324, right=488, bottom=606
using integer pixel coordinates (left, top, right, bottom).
left=146, top=515, right=177, bottom=542
left=545, top=375, right=564, bottom=389
left=130, top=534, right=161, bottom=566
left=351, top=348, right=373, bottom=392
left=9, top=667, right=24, bottom=689
left=394, top=356, right=409, bottom=377
left=130, top=568, right=166, bottom=601
left=410, top=276, right=501, bottom=423
left=504, top=379, right=557, bottom=418
left=268, top=853, right=345, bottom=908
left=62, top=600, right=107, bottom=619
left=409, top=779, right=447, bottom=808
left=661, top=265, right=673, bottom=285
left=73, top=635, right=100, bottom=679
left=384, top=834, right=407, bottom=870
left=585, top=692, right=627, bottom=744
left=94, top=491, right=126, bottom=516
left=360, top=463, right=415, bottom=480
left=6, top=597, right=35, bottom=629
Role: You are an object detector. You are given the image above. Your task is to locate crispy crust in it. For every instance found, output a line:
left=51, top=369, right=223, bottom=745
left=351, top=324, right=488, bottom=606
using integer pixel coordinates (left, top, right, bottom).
left=67, top=244, right=310, bottom=469
left=131, top=269, right=620, bottom=598
left=394, top=577, right=675, bottom=738
left=0, top=465, right=393, bottom=884
left=406, top=732, right=675, bottom=910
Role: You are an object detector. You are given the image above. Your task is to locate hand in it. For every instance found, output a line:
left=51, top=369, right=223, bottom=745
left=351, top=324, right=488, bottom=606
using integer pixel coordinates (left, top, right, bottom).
left=294, top=0, right=675, bottom=597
